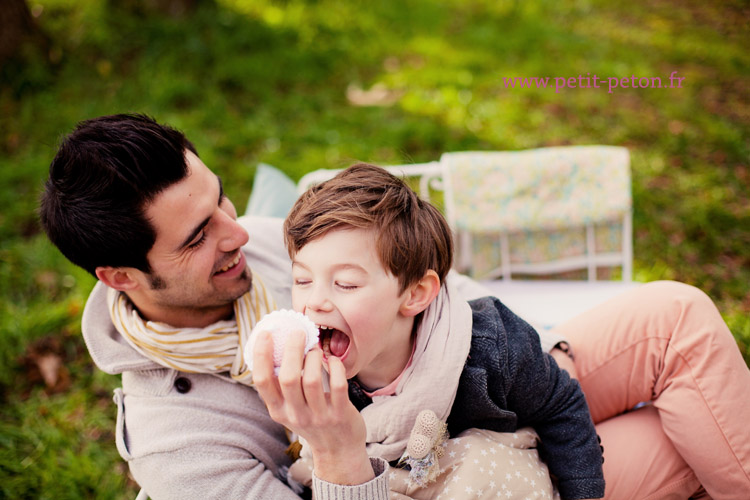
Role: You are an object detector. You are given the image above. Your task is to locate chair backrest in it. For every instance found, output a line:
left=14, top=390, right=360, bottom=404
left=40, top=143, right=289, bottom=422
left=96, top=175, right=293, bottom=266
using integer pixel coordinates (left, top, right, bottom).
left=296, top=146, right=633, bottom=282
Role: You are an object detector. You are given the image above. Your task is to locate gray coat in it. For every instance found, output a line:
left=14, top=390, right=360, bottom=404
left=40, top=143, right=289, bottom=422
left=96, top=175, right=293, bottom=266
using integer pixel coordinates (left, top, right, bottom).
left=82, top=216, right=389, bottom=499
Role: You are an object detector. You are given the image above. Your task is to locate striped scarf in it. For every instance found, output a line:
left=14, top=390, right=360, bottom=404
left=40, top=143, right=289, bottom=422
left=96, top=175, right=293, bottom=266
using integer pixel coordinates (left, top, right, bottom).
left=107, top=271, right=276, bottom=385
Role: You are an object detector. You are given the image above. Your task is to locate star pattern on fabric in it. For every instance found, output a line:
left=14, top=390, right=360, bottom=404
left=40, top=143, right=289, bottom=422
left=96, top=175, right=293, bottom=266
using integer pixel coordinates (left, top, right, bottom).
left=386, top=428, right=560, bottom=500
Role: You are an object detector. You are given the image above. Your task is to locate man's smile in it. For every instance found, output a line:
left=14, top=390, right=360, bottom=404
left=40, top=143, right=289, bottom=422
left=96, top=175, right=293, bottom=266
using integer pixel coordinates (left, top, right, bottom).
left=214, top=252, right=244, bottom=276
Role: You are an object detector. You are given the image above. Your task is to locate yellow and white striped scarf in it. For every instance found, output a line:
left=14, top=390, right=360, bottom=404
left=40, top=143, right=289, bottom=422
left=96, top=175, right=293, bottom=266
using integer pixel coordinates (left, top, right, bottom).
left=107, top=271, right=276, bottom=385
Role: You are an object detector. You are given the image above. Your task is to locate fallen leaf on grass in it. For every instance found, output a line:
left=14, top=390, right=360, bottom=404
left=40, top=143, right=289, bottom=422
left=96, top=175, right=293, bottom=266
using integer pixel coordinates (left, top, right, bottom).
left=346, top=83, right=404, bottom=107
left=36, top=353, right=63, bottom=388
left=19, top=336, right=71, bottom=395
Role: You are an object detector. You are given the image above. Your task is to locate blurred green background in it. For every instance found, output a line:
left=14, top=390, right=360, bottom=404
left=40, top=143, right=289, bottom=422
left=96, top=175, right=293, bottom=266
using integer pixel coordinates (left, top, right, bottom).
left=1, top=0, right=748, bottom=498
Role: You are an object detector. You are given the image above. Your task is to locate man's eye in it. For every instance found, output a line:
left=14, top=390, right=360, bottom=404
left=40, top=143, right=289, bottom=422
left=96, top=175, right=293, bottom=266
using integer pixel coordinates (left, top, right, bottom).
left=189, top=232, right=206, bottom=249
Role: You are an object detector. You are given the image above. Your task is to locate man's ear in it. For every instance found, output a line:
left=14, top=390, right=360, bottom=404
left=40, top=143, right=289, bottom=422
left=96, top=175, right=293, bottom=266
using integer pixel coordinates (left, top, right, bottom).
left=95, top=266, right=141, bottom=292
left=400, top=270, right=441, bottom=317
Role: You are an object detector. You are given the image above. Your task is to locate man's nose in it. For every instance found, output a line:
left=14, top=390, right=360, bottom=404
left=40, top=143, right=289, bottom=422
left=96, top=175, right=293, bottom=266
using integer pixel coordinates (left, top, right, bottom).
left=217, top=211, right=249, bottom=251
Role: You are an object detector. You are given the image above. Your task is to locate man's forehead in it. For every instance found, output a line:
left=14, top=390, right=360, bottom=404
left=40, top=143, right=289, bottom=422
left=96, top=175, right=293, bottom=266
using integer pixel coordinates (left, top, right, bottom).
left=146, top=156, right=222, bottom=248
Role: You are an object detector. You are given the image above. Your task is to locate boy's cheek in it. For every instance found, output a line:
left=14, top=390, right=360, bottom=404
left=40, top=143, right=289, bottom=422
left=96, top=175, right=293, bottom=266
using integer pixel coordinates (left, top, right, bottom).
left=290, top=292, right=304, bottom=312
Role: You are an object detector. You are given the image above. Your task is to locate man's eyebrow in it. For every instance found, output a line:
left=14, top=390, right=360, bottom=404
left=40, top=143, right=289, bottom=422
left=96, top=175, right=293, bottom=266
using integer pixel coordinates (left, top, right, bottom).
left=178, top=175, right=223, bottom=251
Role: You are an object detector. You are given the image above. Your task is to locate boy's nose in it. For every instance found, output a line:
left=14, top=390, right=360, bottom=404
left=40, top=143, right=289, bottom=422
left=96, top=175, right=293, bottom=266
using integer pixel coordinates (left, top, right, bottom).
left=306, top=286, right=333, bottom=312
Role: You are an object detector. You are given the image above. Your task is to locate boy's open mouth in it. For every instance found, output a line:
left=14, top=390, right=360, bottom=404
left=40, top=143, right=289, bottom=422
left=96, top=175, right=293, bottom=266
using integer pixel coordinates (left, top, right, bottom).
left=317, top=325, right=350, bottom=358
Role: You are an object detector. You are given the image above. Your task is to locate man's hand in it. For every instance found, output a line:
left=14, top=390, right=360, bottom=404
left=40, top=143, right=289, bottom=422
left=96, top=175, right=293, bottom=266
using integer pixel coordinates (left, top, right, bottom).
left=252, top=329, right=374, bottom=485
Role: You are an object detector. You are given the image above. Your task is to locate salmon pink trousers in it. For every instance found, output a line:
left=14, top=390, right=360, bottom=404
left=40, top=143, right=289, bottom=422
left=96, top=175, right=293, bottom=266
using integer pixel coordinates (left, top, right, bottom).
left=552, top=281, right=750, bottom=499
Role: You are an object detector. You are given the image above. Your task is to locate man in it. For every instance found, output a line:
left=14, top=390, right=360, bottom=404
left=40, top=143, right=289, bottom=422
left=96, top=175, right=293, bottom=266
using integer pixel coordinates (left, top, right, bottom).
left=40, top=114, right=384, bottom=499
left=41, top=114, right=750, bottom=499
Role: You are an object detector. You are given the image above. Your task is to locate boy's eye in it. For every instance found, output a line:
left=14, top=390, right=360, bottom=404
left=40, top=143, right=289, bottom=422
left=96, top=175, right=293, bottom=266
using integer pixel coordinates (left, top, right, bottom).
left=335, top=282, right=358, bottom=290
left=294, top=278, right=311, bottom=286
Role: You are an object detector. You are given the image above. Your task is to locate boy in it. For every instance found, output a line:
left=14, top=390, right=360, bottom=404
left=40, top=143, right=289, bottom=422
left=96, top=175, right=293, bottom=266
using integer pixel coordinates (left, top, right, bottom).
left=281, top=163, right=604, bottom=499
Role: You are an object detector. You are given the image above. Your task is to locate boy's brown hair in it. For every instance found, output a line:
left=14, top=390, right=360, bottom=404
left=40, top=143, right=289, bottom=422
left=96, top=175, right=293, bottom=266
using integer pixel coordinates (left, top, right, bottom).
left=284, top=163, right=453, bottom=293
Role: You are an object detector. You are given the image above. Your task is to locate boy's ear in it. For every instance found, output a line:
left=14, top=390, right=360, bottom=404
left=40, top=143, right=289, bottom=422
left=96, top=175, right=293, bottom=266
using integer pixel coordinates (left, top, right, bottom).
left=400, top=270, right=441, bottom=317
left=95, top=266, right=141, bottom=292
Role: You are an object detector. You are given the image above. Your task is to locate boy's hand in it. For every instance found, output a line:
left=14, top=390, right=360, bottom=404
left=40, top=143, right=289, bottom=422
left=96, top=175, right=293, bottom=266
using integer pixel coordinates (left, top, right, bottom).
left=550, top=345, right=578, bottom=379
left=252, top=329, right=374, bottom=485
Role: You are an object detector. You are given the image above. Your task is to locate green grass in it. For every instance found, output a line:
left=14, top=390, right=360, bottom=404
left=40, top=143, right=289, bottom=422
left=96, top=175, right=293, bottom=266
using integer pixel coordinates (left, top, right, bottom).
left=1, top=0, right=748, bottom=497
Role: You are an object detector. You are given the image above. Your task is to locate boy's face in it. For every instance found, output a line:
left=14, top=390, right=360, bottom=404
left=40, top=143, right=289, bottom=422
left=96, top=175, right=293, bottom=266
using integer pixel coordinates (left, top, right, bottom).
left=291, top=228, right=415, bottom=386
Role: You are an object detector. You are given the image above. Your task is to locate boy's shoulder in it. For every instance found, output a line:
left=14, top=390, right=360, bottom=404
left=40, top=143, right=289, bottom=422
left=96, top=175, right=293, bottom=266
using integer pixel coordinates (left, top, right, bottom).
left=464, top=296, right=511, bottom=362
left=467, top=296, right=518, bottom=340
left=465, top=296, right=545, bottom=364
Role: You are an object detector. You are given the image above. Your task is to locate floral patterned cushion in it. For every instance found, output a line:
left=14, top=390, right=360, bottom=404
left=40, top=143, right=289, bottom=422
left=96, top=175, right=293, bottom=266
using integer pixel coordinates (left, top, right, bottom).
left=441, top=146, right=631, bottom=279
left=442, top=146, right=631, bottom=232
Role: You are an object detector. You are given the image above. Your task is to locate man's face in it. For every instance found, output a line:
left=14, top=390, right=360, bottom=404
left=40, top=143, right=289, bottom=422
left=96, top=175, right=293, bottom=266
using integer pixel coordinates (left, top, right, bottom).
left=135, top=151, right=252, bottom=322
left=291, top=228, right=414, bottom=387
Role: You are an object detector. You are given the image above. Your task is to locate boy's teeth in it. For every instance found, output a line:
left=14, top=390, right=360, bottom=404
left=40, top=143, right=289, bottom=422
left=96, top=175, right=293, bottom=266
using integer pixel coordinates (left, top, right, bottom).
left=317, top=326, right=334, bottom=355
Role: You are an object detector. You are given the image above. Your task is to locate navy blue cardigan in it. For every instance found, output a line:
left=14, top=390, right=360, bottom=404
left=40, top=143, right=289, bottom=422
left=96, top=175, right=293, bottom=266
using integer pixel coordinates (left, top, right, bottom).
left=349, top=296, right=605, bottom=500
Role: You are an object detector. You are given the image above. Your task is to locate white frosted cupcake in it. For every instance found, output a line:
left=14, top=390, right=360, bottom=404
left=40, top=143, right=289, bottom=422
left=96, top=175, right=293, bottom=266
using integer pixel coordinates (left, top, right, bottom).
left=244, top=309, right=320, bottom=375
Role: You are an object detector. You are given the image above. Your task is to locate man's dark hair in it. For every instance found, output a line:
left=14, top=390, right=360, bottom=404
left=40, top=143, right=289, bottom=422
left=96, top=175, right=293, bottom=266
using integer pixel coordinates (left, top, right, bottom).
left=40, top=114, right=197, bottom=276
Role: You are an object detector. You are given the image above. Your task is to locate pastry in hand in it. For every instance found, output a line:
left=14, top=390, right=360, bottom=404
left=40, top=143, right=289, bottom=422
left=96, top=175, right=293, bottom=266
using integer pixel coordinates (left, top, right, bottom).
left=244, top=309, right=320, bottom=375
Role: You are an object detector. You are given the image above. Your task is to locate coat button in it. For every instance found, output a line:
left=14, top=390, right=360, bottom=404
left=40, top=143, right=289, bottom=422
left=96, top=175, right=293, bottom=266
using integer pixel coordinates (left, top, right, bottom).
left=174, top=377, right=191, bottom=394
